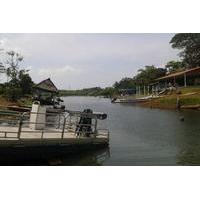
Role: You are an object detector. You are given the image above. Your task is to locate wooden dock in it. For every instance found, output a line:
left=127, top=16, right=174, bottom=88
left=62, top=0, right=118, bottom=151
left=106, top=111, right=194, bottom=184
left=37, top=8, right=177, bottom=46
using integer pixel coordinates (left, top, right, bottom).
left=0, top=126, right=109, bottom=147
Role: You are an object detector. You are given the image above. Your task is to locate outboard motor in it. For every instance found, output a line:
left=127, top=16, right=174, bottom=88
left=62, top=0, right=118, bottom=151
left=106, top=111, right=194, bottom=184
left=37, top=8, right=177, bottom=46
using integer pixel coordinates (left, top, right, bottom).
left=76, top=109, right=93, bottom=137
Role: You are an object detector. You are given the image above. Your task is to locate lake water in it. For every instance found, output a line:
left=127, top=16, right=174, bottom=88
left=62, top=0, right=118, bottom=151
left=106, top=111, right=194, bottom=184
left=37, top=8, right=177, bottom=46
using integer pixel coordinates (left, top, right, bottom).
left=60, top=96, right=200, bottom=166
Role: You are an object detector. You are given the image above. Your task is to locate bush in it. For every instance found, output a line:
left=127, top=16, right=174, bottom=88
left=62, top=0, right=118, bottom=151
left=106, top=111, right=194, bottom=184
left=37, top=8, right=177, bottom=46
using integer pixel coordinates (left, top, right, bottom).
left=4, top=86, right=22, bottom=101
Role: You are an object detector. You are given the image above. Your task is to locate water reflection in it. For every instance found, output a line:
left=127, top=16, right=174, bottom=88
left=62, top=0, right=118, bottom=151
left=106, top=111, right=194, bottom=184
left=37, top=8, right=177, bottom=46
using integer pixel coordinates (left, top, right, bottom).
left=49, top=147, right=110, bottom=166
left=175, top=110, right=200, bottom=165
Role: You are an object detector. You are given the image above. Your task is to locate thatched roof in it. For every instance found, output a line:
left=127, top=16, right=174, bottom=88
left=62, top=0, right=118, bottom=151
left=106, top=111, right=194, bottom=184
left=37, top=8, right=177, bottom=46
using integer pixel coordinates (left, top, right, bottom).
left=34, top=78, right=58, bottom=93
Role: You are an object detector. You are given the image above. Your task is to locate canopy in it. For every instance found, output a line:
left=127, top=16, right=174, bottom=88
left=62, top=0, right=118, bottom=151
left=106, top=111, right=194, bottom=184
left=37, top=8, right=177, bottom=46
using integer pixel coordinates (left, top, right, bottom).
left=155, top=67, right=200, bottom=81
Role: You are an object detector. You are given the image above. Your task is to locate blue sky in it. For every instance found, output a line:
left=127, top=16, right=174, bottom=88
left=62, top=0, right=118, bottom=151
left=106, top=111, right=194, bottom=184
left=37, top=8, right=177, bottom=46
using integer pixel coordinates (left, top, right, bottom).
left=0, top=33, right=180, bottom=89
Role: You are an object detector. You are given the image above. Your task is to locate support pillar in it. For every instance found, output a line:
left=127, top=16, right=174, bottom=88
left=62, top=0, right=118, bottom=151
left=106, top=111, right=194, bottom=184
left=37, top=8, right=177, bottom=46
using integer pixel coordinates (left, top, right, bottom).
left=184, top=73, right=187, bottom=87
left=30, top=101, right=46, bottom=130
left=173, top=76, right=176, bottom=85
left=139, top=86, right=141, bottom=96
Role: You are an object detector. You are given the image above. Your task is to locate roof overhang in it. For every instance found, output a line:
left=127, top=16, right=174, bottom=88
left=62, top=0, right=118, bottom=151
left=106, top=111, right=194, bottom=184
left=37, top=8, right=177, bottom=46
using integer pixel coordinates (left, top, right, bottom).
left=155, top=67, right=200, bottom=81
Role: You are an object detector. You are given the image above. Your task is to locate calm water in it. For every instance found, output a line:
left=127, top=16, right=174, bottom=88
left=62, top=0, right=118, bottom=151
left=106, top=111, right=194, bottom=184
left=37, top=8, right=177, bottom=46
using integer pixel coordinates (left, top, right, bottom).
left=60, top=96, right=200, bottom=166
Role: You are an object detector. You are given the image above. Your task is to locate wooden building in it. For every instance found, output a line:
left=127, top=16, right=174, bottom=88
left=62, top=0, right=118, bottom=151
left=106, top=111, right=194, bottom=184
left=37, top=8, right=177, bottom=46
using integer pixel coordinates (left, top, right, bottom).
left=33, top=78, right=59, bottom=105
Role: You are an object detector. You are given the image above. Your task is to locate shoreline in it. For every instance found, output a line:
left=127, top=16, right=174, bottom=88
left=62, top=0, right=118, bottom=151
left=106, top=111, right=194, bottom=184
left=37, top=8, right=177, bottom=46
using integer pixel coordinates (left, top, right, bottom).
left=112, top=87, right=200, bottom=111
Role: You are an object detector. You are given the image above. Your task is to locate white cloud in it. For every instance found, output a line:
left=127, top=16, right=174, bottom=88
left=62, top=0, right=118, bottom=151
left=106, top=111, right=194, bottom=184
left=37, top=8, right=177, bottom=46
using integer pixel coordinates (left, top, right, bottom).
left=38, top=65, right=82, bottom=78
left=30, top=65, right=84, bottom=89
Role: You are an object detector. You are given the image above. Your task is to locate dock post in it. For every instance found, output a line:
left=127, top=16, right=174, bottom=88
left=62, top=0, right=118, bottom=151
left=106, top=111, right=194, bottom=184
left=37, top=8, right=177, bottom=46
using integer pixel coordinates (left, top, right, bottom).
left=94, top=117, right=98, bottom=134
left=184, top=73, right=187, bottom=87
left=139, top=86, right=141, bottom=97
left=58, top=113, right=61, bottom=129
left=62, top=117, right=66, bottom=139
left=136, top=86, right=138, bottom=97
left=18, top=115, right=23, bottom=139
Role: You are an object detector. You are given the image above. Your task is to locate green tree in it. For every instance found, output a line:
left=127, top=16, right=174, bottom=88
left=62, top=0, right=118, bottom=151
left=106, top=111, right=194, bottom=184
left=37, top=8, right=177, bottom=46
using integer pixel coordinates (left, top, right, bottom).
left=5, top=51, right=23, bottom=80
left=135, top=65, right=166, bottom=85
left=2, top=51, right=34, bottom=100
left=170, top=33, right=200, bottom=67
left=165, top=60, right=184, bottom=73
left=100, top=87, right=118, bottom=97
left=113, top=78, right=136, bottom=89
left=4, top=82, right=22, bottom=101
left=0, top=49, right=5, bottom=81
left=19, top=70, right=34, bottom=95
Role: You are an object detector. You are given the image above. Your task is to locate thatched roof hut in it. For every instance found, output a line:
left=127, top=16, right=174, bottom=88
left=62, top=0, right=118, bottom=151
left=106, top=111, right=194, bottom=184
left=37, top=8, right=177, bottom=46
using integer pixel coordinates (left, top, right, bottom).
left=34, top=78, right=58, bottom=94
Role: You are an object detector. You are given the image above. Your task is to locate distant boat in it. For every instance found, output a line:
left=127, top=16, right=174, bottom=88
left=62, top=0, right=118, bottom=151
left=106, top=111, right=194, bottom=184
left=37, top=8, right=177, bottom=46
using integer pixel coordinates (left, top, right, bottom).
left=111, top=97, right=150, bottom=103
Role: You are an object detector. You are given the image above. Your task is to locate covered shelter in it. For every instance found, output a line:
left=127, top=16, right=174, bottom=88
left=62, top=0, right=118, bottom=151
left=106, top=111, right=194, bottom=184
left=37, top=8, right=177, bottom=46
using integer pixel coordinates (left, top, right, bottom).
left=33, top=78, right=59, bottom=105
left=155, top=67, right=200, bottom=87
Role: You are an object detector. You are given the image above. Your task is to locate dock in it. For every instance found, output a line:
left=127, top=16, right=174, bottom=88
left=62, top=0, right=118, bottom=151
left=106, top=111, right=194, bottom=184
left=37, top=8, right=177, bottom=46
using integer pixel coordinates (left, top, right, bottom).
left=0, top=126, right=109, bottom=147
left=0, top=102, right=109, bottom=163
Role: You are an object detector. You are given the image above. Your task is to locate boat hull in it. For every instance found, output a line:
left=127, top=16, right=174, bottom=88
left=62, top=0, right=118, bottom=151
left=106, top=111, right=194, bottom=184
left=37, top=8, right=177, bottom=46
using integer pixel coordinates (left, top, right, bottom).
left=0, top=139, right=109, bottom=165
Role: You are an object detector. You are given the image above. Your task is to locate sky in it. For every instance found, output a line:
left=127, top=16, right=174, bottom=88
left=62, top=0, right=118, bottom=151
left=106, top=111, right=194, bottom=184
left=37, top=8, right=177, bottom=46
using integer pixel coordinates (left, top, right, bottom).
left=0, top=33, right=180, bottom=89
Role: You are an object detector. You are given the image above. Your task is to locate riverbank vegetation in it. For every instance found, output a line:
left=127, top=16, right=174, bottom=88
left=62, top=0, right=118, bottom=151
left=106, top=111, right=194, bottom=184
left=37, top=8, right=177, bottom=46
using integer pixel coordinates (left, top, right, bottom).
left=139, top=86, right=200, bottom=109
left=60, top=87, right=118, bottom=97
left=0, top=51, right=34, bottom=106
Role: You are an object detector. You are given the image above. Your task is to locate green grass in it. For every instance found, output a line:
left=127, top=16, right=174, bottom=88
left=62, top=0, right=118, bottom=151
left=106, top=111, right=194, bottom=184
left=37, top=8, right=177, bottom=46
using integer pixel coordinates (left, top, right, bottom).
left=159, top=98, right=177, bottom=105
left=147, top=86, right=200, bottom=109
left=179, top=86, right=200, bottom=94
left=180, top=96, right=200, bottom=105
left=17, top=97, right=33, bottom=107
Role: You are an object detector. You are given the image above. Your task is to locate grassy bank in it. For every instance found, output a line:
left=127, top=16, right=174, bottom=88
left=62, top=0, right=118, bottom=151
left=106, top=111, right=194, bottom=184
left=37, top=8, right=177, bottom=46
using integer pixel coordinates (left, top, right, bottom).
left=0, top=96, right=17, bottom=107
left=140, top=87, right=200, bottom=109
left=0, top=96, right=32, bottom=108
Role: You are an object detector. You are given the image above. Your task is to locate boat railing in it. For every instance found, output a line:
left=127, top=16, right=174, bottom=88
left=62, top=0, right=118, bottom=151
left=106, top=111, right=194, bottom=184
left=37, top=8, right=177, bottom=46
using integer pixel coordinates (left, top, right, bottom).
left=0, top=109, right=109, bottom=140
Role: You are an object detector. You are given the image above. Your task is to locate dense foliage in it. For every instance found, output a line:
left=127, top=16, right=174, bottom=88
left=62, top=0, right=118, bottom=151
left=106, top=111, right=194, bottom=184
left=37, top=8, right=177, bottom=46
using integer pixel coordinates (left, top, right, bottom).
left=170, top=33, right=200, bottom=67
left=135, top=65, right=166, bottom=85
left=60, top=87, right=118, bottom=97
left=0, top=51, right=34, bottom=101
left=113, top=65, right=166, bottom=90
left=165, top=60, right=184, bottom=73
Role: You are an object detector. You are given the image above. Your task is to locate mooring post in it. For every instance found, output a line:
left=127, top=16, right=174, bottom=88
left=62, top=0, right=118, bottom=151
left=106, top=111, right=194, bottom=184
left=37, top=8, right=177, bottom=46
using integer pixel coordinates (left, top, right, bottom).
left=18, top=115, right=23, bottom=139
left=184, top=73, right=187, bottom=87
left=94, top=117, right=98, bottom=134
left=62, top=117, right=66, bottom=139
left=94, top=117, right=97, bottom=134
left=58, top=113, right=61, bottom=129
left=139, top=86, right=141, bottom=96
left=176, top=95, right=181, bottom=110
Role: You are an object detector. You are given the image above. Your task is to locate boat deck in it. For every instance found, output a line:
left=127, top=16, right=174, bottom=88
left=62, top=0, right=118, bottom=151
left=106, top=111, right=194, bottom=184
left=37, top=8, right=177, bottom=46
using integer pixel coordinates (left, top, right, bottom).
left=0, top=126, right=109, bottom=147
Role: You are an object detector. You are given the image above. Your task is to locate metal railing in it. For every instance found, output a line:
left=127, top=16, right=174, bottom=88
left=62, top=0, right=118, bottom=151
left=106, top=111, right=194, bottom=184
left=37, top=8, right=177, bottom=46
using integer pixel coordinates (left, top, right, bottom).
left=0, top=109, right=109, bottom=140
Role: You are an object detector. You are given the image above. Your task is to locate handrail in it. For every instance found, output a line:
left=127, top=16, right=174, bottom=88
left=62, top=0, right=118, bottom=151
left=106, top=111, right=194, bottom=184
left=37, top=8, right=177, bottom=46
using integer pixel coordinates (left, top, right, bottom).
left=0, top=109, right=108, bottom=140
